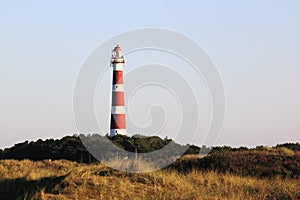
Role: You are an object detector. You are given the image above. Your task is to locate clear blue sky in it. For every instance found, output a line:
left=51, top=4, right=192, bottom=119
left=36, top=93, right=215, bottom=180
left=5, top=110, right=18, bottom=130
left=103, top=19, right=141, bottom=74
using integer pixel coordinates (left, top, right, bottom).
left=0, top=1, right=299, bottom=148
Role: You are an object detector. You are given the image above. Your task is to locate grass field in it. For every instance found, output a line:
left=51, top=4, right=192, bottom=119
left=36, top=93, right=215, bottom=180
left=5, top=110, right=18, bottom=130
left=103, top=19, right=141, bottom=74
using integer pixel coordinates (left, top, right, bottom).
left=0, top=158, right=299, bottom=200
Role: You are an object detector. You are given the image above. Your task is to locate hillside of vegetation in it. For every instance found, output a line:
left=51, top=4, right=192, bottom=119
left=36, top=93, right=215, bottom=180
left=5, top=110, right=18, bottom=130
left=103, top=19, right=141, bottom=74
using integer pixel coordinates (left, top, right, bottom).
left=169, top=146, right=300, bottom=178
left=0, top=135, right=299, bottom=178
left=0, top=159, right=299, bottom=200
left=0, top=135, right=299, bottom=199
left=0, top=134, right=208, bottom=163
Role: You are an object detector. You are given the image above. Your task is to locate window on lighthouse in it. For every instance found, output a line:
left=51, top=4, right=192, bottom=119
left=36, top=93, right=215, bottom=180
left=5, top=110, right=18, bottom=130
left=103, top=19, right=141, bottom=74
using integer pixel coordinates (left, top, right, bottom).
left=116, top=51, right=123, bottom=59
left=112, top=46, right=123, bottom=59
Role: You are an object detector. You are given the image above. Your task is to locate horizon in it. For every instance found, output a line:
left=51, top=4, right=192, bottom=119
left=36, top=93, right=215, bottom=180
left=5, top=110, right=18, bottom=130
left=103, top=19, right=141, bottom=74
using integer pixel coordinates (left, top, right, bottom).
left=0, top=1, right=299, bottom=149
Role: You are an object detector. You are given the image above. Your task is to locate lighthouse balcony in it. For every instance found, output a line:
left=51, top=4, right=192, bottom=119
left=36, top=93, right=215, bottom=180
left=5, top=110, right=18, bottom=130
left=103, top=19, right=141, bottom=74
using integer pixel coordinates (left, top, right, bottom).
left=111, top=58, right=125, bottom=63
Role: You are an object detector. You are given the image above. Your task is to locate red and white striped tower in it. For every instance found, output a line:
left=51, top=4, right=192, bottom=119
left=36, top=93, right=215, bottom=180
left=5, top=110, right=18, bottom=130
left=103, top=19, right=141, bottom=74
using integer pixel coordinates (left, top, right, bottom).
left=110, top=45, right=126, bottom=137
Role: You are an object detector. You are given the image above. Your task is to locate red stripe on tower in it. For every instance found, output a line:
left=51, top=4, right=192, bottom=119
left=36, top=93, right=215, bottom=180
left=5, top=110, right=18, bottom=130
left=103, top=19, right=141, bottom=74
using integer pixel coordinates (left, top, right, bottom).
left=110, top=45, right=126, bottom=137
left=110, top=114, right=126, bottom=129
left=113, top=71, right=124, bottom=84
left=111, top=92, right=125, bottom=106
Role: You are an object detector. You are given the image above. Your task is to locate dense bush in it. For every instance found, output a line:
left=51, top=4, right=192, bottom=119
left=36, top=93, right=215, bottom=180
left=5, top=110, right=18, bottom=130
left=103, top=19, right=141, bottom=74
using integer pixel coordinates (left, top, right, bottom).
left=0, top=136, right=93, bottom=163
left=0, top=134, right=206, bottom=163
left=169, top=149, right=300, bottom=178
left=276, top=142, right=300, bottom=151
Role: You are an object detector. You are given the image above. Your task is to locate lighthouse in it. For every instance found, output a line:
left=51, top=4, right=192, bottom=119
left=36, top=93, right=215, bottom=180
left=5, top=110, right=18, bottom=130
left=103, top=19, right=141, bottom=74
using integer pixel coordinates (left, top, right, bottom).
left=110, top=45, right=126, bottom=137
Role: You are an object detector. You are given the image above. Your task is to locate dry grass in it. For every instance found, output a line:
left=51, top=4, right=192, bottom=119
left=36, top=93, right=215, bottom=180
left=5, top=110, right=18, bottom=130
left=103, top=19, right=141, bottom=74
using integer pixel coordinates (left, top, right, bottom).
left=0, top=159, right=299, bottom=200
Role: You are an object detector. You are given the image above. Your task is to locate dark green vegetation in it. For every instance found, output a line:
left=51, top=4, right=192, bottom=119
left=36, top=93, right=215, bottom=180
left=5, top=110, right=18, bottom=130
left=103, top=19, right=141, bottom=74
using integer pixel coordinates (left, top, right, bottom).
left=0, top=135, right=299, bottom=178
left=169, top=146, right=300, bottom=178
left=0, top=135, right=91, bottom=163
left=0, top=134, right=208, bottom=163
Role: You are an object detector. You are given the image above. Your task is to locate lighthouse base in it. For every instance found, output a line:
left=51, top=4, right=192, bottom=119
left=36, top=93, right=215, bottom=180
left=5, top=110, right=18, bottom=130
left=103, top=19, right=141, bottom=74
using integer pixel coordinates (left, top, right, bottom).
left=110, top=129, right=126, bottom=137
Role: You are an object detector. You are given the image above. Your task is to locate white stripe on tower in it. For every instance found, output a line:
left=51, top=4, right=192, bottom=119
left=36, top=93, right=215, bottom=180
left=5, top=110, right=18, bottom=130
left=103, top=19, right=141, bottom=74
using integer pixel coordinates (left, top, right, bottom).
left=110, top=45, right=126, bottom=137
left=110, top=129, right=126, bottom=136
left=113, top=63, right=124, bottom=71
left=112, top=84, right=124, bottom=92
left=111, top=106, right=125, bottom=114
